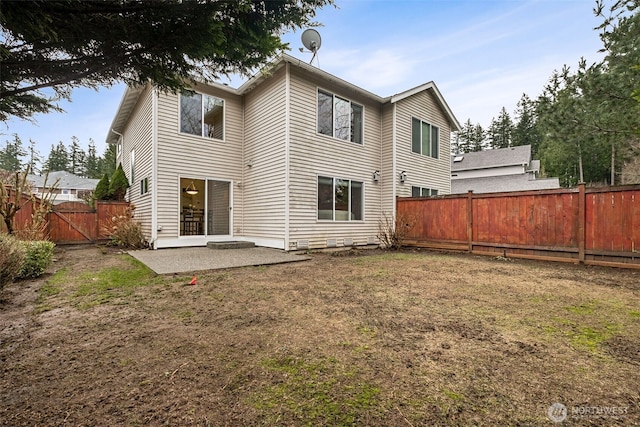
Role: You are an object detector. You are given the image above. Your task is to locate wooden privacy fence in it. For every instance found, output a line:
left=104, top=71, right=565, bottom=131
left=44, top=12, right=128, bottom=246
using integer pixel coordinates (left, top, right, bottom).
left=5, top=194, right=130, bottom=244
left=48, top=201, right=130, bottom=244
left=398, top=183, right=640, bottom=269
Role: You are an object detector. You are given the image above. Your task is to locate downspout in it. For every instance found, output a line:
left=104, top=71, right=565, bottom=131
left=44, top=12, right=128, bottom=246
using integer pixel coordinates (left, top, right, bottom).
left=241, top=91, right=245, bottom=239
left=379, top=103, right=384, bottom=235
left=151, top=88, right=159, bottom=249
left=110, top=129, right=124, bottom=148
left=284, top=62, right=291, bottom=251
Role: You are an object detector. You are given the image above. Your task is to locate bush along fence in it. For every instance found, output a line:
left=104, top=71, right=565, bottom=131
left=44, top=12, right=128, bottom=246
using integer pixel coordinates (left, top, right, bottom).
left=3, top=191, right=130, bottom=244
left=398, top=183, right=640, bottom=269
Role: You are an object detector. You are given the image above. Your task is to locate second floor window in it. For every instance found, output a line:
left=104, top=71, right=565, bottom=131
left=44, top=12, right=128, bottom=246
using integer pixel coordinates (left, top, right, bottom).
left=411, top=117, right=439, bottom=158
left=180, top=92, right=224, bottom=140
left=317, top=90, right=363, bottom=144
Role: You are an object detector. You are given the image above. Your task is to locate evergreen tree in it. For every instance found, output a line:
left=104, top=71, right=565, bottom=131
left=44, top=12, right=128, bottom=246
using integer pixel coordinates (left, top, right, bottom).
left=44, top=141, right=70, bottom=172
left=456, top=119, right=486, bottom=153
left=26, top=138, right=41, bottom=175
left=94, top=173, right=111, bottom=201
left=0, top=0, right=332, bottom=121
left=487, top=107, right=514, bottom=149
left=512, top=93, right=541, bottom=156
left=537, top=2, right=640, bottom=186
left=0, top=134, right=26, bottom=172
left=109, top=163, right=130, bottom=201
left=69, top=136, right=86, bottom=176
left=85, top=139, right=101, bottom=179
left=98, top=143, right=117, bottom=178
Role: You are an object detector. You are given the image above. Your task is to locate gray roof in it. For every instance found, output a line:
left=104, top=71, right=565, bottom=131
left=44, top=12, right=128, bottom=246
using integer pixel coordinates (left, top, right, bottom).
left=452, top=145, right=532, bottom=172
left=28, top=171, right=99, bottom=190
left=107, top=53, right=462, bottom=145
left=451, top=173, right=560, bottom=194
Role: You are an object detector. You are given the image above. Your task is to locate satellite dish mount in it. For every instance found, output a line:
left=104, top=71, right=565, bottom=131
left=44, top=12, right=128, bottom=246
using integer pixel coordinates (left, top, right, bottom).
left=300, top=28, right=322, bottom=66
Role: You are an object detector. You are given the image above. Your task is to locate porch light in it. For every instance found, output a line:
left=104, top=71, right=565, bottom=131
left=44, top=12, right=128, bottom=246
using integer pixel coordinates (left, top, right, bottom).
left=372, top=170, right=380, bottom=182
left=399, top=171, right=407, bottom=183
left=185, top=181, right=198, bottom=195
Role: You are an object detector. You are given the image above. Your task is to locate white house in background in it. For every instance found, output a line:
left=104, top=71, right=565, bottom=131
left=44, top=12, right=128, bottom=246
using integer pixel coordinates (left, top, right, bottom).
left=450, top=145, right=560, bottom=194
left=106, top=53, right=461, bottom=250
left=28, top=171, right=99, bottom=204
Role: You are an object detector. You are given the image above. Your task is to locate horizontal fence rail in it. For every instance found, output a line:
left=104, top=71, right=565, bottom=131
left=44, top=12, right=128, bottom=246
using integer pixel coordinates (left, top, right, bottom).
left=2, top=190, right=130, bottom=244
left=398, top=183, right=640, bottom=269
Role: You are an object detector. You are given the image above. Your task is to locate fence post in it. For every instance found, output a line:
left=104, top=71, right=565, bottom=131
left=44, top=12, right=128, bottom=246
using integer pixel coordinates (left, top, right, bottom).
left=578, top=183, right=586, bottom=264
left=467, top=190, right=473, bottom=253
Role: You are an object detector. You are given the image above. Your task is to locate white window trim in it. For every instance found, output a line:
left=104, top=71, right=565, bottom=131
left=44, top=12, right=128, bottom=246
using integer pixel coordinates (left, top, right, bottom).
left=317, top=175, right=365, bottom=222
left=316, top=88, right=364, bottom=145
left=411, top=116, right=439, bottom=159
left=129, top=148, right=135, bottom=186
left=411, top=185, right=439, bottom=197
left=178, top=91, right=226, bottom=141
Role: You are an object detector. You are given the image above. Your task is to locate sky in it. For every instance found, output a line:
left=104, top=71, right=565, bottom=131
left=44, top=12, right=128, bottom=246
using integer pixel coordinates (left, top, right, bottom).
left=1, top=0, right=606, bottom=162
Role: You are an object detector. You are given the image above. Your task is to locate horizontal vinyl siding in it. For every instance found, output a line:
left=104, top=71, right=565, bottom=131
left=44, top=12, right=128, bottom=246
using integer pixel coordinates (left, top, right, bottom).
left=395, top=89, right=452, bottom=197
left=381, top=102, right=395, bottom=215
left=121, top=85, right=153, bottom=241
left=288, top=67, right=383, bottom=249
left=155, top=83, right=243, bottom=240
left=242, top=66, right=287, bottom=241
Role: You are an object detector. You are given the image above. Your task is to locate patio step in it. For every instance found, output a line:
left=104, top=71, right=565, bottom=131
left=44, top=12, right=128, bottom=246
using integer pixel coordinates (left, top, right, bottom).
left=207, top=241, right=255, bottom=250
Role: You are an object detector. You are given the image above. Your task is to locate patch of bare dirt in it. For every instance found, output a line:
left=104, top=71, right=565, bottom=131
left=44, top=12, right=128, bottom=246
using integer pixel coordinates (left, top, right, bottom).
left=1, top=246, right=640, bottom=425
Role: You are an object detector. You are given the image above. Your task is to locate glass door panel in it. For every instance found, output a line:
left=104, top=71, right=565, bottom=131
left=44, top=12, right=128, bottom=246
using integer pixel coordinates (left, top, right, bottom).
left=207, top=180, right=230, bottom=235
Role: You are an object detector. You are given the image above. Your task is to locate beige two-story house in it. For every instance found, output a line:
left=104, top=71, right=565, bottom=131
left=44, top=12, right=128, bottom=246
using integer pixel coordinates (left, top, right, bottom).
left=106, top=54, right=460, bottom=250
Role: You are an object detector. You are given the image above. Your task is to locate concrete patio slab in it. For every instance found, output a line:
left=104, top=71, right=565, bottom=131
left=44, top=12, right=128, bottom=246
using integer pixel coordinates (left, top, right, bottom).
left=128, top=247, right=311, bottom=274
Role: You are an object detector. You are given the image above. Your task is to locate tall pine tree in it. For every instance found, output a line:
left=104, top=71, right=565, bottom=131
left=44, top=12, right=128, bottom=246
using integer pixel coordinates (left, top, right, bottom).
left=69, top=136, right=86, bottom=176
left=487, top=107, right=514, bottom=149
left=84, top=139, right=101, bottom=179
left=0, top=134, right=26, bottom=172
left=44, top=141, right=70, bottom=172
left=512, top=94, right=540, bottom=155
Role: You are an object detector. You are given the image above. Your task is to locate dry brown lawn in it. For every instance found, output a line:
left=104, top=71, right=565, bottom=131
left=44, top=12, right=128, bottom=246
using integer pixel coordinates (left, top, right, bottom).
left=1, top=246, right=639, bottom=426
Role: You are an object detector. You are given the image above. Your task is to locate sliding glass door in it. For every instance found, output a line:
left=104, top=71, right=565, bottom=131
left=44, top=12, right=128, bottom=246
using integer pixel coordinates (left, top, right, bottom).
left=180, top=178, right=230, bottom=237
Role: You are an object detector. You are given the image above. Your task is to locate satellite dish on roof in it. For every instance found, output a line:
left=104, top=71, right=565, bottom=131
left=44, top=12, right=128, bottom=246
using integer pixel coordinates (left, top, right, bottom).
left=300, top=28, right=321, bottom=65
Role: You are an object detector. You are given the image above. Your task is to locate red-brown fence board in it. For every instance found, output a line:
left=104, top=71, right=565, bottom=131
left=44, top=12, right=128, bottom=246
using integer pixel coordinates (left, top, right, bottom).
left=585, top=188, right=640, bottom=255
left=96, top=201, right=130, bottom=239
left=398, top=184, right=640, bottom=269
left=4, top=194, right=130, bottom=244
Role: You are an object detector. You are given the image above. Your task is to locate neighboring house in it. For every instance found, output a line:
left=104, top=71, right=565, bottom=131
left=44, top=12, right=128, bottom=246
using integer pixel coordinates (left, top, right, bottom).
left=450, top=145, right=560, bottom=194
left=28, top=171, right=99, bottom=204
left=106, top=53, right=461, bottom=250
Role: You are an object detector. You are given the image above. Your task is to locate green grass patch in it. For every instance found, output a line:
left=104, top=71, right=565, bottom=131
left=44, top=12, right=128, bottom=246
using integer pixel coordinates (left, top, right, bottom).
left=570, top=323, right=619, bottom=352
left=565, top=301, right=598, bottom=315
left=442, top=388, right=465, bottom=402
left=630, top=310, right=640, bottom=318
left=254, top=354, right=380, bottom=426
left=72, top=256, right=158, bottom=309
left=34, top=267, right=67, bottom=312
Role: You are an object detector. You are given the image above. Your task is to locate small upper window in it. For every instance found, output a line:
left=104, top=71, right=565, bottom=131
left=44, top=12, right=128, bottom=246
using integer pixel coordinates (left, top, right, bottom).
left=317, top=90, right=363, bottom=144
left=411, top=117, right=439, bottom=158
left=180, top=92, right=224, bottom=140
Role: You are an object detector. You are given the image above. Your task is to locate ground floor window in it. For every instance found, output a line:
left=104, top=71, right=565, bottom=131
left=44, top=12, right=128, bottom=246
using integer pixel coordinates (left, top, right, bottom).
left=318, top=176, right=363, bottom=221
left=411, top=186, right=439, bottom=197
left=180, top=177, right=230, bottom=236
